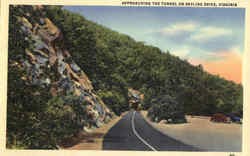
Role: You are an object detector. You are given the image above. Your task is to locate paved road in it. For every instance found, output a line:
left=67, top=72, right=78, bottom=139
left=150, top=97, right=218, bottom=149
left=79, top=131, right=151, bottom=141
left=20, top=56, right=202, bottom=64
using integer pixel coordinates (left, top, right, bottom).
left=102, top=111, right=202, bottom=151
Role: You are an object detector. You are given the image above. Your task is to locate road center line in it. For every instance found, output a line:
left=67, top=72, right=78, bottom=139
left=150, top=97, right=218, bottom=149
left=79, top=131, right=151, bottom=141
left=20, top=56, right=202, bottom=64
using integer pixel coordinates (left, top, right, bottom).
left=131, top=111, right=157, bottom=151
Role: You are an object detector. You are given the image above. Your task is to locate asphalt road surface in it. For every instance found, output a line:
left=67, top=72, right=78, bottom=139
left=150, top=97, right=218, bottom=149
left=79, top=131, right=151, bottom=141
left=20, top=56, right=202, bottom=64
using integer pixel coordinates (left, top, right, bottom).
left=102, top=111, right=202, bottom=151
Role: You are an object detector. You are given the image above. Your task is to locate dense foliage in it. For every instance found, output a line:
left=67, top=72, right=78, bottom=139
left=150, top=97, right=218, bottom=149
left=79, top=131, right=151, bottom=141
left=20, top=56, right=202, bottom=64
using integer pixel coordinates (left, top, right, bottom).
left=45, top=6, right=243, bottom=117
left=148, top=95, right=187, bottom=123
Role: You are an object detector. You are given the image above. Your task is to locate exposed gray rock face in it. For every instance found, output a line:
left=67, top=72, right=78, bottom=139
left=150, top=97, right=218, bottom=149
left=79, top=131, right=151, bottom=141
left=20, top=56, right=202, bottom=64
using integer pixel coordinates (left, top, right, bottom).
left=128, top=88, right=144, bottom=109
left=16, top=5, right=112, bottom=131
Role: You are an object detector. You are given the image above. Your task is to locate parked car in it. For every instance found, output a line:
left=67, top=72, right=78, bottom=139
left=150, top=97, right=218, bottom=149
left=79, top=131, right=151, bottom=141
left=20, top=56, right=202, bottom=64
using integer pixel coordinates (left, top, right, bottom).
left=225, top=113, right=242, bottom=123
left=210, top=113, right=231, bottom=123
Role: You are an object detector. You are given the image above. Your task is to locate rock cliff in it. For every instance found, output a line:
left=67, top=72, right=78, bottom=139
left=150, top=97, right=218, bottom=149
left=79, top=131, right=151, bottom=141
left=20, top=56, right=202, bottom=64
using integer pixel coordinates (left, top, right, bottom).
left=128, top=88, right=144, bottom=109
left=12, top=5, right=112, bottom=132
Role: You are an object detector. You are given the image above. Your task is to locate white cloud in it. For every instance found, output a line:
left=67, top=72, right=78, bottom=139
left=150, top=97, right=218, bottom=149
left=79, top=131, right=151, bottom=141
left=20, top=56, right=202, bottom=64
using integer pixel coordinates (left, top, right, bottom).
left=190, top=26, right=233, bottom=41
left=161, top=21, right=198, bottom=35
left=171, top=47, right=190, bottom=58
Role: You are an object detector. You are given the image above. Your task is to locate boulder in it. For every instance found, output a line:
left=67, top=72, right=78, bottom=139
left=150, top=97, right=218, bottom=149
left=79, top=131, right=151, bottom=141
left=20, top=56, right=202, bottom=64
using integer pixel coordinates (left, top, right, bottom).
left=104, top=116, right=111, bottom=123
left=95, top=120, right=103, bottom=128
left=70, top=62, right=81, bottom=73
left=44, top=18, right=60, bottom=36
left=25, top=49, right=36, bottom=64
left=21, top=25, right=32, bottom=36
left=33, top=49, right=49, bottom=58
left=19, top=17, right=32, bottom=29
left=36, top=55, right=48, bottom=66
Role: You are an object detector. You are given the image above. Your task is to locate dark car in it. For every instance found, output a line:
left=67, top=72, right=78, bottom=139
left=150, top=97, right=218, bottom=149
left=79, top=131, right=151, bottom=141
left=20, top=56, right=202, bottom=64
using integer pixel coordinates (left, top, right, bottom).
left=225, top=113, right=241, bottom=123
left=210, top=113, right=231, bottom=123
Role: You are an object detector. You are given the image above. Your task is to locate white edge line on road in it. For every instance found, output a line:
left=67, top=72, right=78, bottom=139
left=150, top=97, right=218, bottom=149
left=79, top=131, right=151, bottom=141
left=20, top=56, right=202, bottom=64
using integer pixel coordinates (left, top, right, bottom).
left=131, top=111, right=157, bottom=151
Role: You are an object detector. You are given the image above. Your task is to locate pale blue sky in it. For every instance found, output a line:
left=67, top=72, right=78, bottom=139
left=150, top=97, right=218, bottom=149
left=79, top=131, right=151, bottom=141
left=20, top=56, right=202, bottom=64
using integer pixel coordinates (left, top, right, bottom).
left=64, top=6, right=245, bottom=62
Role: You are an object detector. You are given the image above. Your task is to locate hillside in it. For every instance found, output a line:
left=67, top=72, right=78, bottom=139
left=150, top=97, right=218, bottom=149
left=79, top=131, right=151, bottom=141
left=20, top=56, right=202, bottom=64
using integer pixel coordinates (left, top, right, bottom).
left=45, top=6, right=242, bottom=115
left=7, top=5, right=243, bottom=149
left=7, top=5, right=114, bottom=149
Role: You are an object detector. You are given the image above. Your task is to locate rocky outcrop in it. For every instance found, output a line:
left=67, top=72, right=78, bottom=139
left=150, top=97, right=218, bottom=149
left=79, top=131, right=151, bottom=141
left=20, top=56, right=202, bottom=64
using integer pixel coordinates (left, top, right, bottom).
left=14, top=5, right=112, bottom=132
left=128, top=88, right=144, bottom=109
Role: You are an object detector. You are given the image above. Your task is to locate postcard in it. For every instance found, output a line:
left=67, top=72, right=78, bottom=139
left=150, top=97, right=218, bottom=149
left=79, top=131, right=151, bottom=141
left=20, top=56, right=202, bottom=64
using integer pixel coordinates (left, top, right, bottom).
left=0, top=0, right=249, bottom=156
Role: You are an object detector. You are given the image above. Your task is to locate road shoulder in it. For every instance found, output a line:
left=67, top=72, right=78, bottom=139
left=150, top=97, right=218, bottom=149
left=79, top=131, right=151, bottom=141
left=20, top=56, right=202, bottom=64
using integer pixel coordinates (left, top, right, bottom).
left=140, top=111, right=242, bottom=152
left=59, top=113, right=127, bottom=150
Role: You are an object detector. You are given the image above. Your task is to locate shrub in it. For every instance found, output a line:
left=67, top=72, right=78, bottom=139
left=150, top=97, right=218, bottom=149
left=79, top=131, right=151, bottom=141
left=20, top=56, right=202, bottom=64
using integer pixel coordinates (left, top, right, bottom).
left=98, top=90, right=128, bottom=116
left=147, top=95, right=186, bottom=124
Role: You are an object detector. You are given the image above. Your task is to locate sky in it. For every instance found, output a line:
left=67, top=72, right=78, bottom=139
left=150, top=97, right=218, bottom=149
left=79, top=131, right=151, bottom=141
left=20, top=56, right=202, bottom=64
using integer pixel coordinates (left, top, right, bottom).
left=64, top=6, right=245, bottom=84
